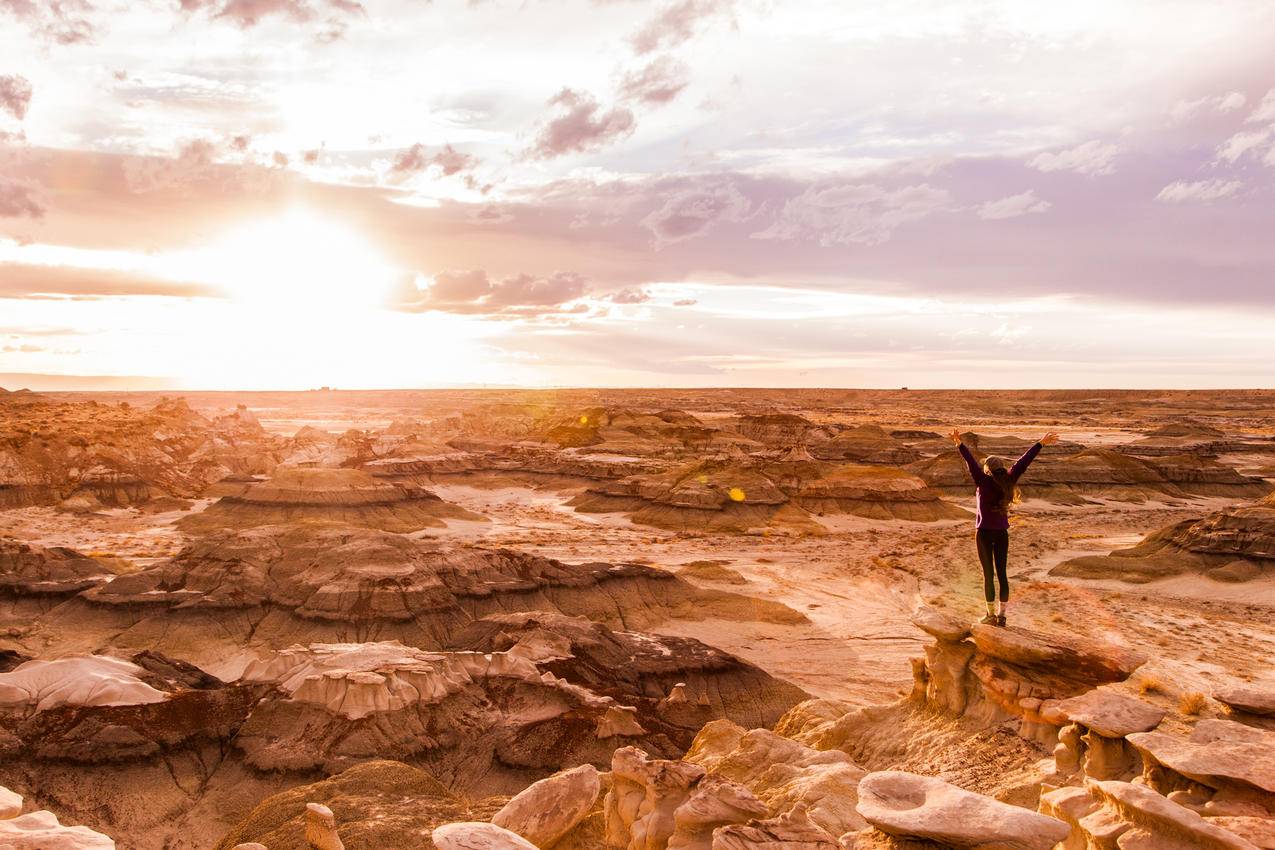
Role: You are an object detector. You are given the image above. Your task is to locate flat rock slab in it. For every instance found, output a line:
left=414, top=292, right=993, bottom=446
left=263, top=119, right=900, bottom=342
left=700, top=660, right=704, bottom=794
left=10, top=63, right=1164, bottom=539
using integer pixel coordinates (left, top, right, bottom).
left=855, top=771, right=1069, bottom=849
left=1056, top=687, right=1165, bottom=737
left=1215, top=685, right=1275, bottom=717
left=1127, top=719, right=1275, bottom=795
left=433, top=822, right=539, bottom=850
left=969, top=625, right=1144, bottom=683
left=1086, top=780, right=1262, bottom=850
left=910, top=607, right=971, bottom=642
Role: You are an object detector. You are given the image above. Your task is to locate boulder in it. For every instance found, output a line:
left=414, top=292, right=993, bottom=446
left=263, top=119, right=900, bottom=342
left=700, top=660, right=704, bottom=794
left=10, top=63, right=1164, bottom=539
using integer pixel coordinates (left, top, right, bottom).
left=668, top=774, right=768, bottom=850
left=1, top=785, right=21, bottom=819
left=854, top=771, right=1069, bottom=849
left=491, top=764, right=601, bottom=848
left=432, top=822, right=539, bottom=850
left=968, top=625, right=1144, bottom=683
left=909, top=607, right=970, bottom=643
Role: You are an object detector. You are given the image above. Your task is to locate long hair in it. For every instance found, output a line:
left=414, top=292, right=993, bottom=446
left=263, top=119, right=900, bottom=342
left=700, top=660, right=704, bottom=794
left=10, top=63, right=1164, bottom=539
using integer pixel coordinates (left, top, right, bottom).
left=983, top=455, right=1020, bottom=510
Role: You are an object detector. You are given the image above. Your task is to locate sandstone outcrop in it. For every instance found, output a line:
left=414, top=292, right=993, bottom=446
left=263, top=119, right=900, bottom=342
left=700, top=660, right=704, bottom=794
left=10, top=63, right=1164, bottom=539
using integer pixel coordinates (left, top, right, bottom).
left=570, top=456, right=967, bottom=534
left=0, top=395, right=281, bottom=509
left=1214, top=685, right=1275, bottom=718
left=0, top=799, right=116, bottom=849
left=176, top=466, right=484, bottom=533
left=854, top=770, right=1069, bottom=849
left=1053, top=491, right=1275, bottom=583
left=59, top=524, right=788, bottom=664
left=447, top=612, right=809, bottom=741
left=433, top=822, right=539, bottom=850
left=809, top=425, right=920, bottom=465
left=0, top=538, right=114, bottom=596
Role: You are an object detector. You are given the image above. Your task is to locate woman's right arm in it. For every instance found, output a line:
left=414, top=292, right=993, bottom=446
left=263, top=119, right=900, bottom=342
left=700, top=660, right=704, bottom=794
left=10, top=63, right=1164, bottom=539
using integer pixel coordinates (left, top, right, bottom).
left=950, top=429, right=982, bottom=481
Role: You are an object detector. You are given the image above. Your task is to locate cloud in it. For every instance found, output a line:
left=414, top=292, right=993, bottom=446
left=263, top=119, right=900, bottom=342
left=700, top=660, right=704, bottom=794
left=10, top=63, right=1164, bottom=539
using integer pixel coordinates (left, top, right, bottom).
left=178, top=0, right=364, bottom=29
left=1246, top=89, right=1275, bottom=125
left=640, top=180, right=751, bottom=246
left=1170, top=91, right=1246, bottom=123
left=0, top=75, right=33, bottom=121
left=1215, top=128, right=1271, bottom=163
left=121, top=138, right=283, bottom=194
left=629, top=0, right=734, bottom=55
left=673, top=298, right=697, bottom=306
left=0, top=263, right=218, bottom=299
left=976, top=189, right=1050, bottom=220
left=1028, top=140, right=1118, bottom=175
left=608, top=287, right=650, bottom=304
left=1154, top=179, right=1242, bottom=204
left=0, top=178, right=44, bottom=218
left=619, top=56, right=691, bottom=105
left=390, top=143, right=476, bottom=178
left=0, top=0, right=94, bottom=44
left=394, top=269, right=589, bottom=316
left=752, top=182, right=952, bottom=247
left=2, top=343, right=43, bottom=352
left=529, top=88, right=635, bottom=159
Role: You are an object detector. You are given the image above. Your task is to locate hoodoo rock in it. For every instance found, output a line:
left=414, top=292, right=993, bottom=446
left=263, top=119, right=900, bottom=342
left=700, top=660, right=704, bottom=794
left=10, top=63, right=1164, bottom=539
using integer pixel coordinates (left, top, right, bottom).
left=854, top=771, right=1069, bottom=849
left=1053, top=491, right=1275, bottom=583
left=570, top=456, right=967, bottom=534
left=177, top=465, right=484, bottom=533
left=0, top=804, right=116, bottom=849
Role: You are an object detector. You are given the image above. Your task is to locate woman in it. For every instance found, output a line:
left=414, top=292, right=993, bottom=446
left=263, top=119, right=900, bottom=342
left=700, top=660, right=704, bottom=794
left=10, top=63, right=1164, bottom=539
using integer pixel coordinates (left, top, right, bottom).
left=947, top=429, right=1059, bottom=626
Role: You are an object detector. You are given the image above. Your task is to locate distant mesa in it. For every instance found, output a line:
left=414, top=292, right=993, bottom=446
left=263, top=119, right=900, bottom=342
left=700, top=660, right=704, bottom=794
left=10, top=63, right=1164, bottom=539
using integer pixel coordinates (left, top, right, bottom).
left=176, top=465, right=485, bottom=533
left=1052, top=490, right=1275, bottom=584
left=569, top=451, right=969, bottom=533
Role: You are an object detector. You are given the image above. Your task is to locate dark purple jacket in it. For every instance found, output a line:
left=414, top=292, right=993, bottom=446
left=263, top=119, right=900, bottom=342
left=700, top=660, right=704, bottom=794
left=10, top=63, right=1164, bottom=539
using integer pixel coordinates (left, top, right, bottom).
left=958, top=441, right=1042, bottom=530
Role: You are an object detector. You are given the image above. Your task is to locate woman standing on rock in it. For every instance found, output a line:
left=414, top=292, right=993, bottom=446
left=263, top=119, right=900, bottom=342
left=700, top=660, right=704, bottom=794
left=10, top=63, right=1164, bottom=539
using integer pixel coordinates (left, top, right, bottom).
left=948, top=429, right=1059, bottom=627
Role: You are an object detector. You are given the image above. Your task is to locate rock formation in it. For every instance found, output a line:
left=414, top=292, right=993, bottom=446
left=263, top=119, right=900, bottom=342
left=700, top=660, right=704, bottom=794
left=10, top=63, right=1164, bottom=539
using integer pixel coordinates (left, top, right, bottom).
left=0, top=539, right=115, bottom=623
left=176, top=465, right=484, bottom=533
left=808, top=425, right=921, bottom=465
left=1053, top=491, right=1275, bottom=583
left=0, top=786, right=116, bottom=849
left=47, top=524, right=795, bottom=664
left=490, top=764, right=601, bottom=847
left=569, top=455, right=967, bottom=533
left=911, top=446, right=1272, bottom=504
left=0, top=395, right=281, bottom=509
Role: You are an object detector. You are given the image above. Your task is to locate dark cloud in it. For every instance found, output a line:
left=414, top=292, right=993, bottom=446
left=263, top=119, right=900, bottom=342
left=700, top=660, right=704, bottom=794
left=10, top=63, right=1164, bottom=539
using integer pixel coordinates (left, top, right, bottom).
left=640, top=179, right=751, bottom=246
left=0, top=75, right=33, bottom=121
left=0, top=0, right=95, bottom=44
left=0, top=177, right=44, bottom=218
left=628, top=0, right=734, bottom=55
left=529, top=88, right=635, bottom=159
left=618, top=56, right=690, bottom=105
left=394, top=269, right=588, bottom=316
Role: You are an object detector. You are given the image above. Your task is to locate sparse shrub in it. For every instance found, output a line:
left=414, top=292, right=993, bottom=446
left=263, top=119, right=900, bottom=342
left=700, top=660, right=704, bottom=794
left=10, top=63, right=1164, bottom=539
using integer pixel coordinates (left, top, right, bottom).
left=1179, top=691, right=1207, bottom=715
left=1137, top=676, right=1163, bottom=696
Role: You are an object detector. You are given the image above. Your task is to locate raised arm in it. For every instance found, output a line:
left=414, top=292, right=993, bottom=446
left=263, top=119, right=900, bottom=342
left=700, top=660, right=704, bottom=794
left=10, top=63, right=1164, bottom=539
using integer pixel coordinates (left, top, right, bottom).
left=1010, top=432, right=1058, bottom=479
left=949, top=428, right=985, bottom=483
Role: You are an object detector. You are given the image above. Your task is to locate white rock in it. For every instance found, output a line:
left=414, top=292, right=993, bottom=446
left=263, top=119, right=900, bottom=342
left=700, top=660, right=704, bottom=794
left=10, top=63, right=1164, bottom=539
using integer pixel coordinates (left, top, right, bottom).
left=0, top=809, right=115, bottom=849
left=305, top=802, right=343, bottom=850
left=432, top=822, right=539, bottom=850
left=0, top=656, right=167, bottom=712
left=491, top=764, right=601, bottom=848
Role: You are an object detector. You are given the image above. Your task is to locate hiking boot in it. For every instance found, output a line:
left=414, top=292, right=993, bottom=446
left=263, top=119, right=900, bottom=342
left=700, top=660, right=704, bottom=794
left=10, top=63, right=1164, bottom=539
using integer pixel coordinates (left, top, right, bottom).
left=996, top=615, right=1006, bottom=627
left=979, top=614, right=998, bottom=626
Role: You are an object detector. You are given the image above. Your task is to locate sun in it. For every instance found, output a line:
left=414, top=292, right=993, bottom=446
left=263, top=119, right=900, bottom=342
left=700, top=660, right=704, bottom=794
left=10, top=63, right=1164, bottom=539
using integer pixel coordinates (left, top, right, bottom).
left=185, top=209, right=400, bottom=312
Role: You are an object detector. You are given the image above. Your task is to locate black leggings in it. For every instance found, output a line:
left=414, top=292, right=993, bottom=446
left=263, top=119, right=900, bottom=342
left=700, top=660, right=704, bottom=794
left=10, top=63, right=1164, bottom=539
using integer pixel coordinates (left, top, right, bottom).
left=976, top=528, right=1010, bottom=602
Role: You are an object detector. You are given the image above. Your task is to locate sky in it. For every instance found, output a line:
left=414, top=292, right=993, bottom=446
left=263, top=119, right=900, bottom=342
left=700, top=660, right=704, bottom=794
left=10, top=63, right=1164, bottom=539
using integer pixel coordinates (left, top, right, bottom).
left=1, top=0, right=1274, bottom=390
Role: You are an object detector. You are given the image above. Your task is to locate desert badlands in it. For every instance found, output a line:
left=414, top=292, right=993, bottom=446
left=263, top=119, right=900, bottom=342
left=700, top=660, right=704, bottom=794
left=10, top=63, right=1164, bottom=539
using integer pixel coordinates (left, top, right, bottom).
left=0, top=387, right=1273, bottom=850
